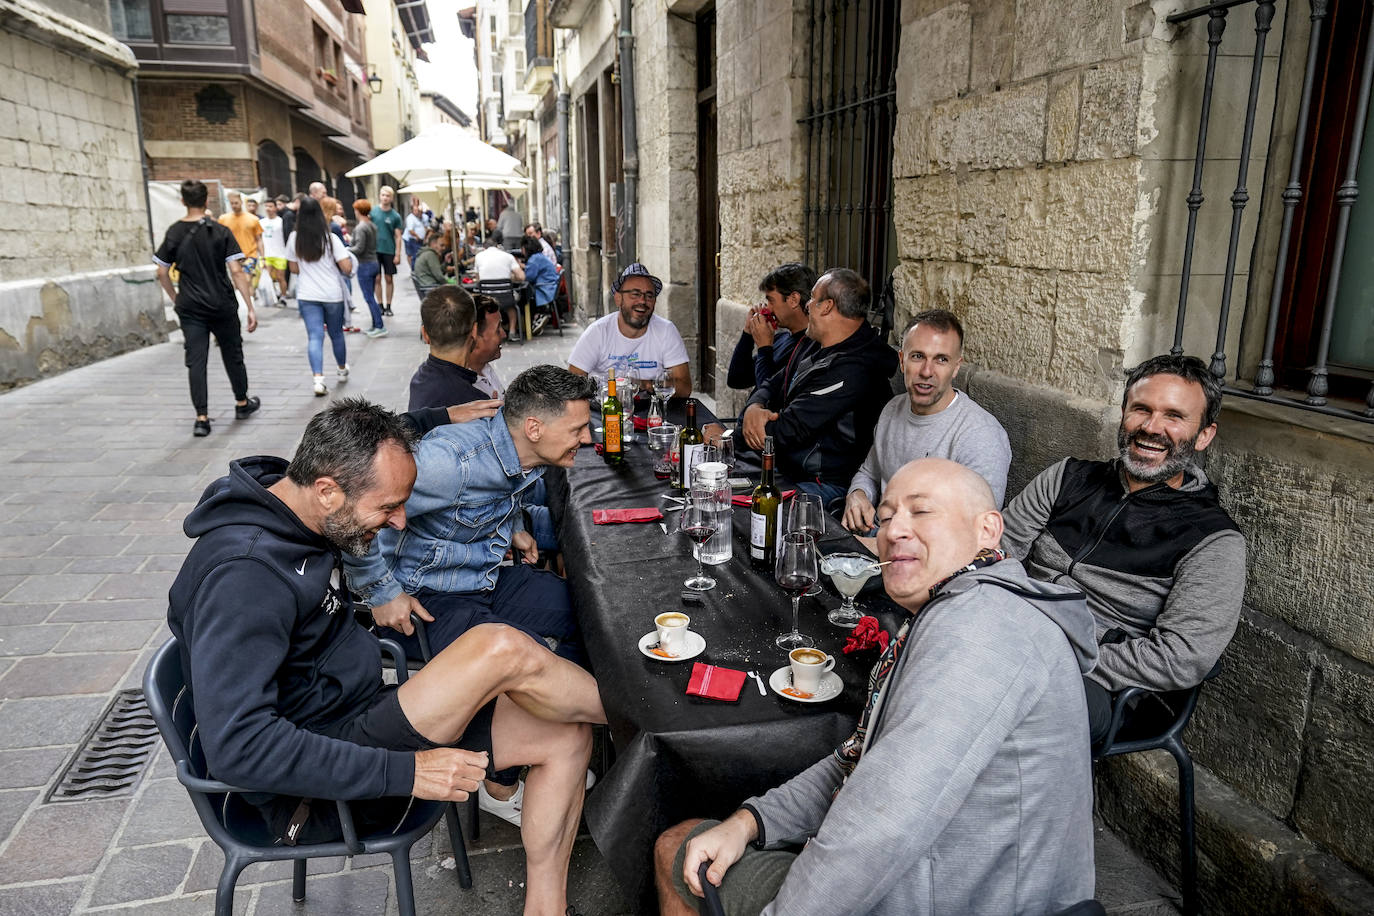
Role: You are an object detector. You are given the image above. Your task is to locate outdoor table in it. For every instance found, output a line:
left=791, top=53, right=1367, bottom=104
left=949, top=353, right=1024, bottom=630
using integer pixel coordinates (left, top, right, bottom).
left=546, top=402, right=902, bottom=909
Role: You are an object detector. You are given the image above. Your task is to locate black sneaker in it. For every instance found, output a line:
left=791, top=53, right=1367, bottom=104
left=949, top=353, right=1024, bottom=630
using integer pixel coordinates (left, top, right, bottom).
left=235, top=396, right=261, bottom=419
left=193, top=418, right=211, bottom=437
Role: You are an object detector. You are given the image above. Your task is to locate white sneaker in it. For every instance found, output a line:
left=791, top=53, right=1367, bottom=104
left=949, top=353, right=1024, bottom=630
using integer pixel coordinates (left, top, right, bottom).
left=477, top=780, right=523, bottom=827
left=337, top=365, right=349, bottom=381
left=312, top=376, right=327, bottom=397
left=364, top=327, right=389, bottom=339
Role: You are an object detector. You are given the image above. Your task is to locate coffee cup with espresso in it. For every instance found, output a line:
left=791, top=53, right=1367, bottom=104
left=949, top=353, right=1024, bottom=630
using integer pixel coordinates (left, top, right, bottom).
left=788, top=647, right=835, bottom=694
left=655, top=611, right=691, bottom=657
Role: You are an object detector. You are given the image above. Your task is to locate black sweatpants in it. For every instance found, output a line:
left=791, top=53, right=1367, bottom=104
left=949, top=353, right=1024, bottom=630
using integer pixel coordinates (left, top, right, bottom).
left=180, top=310, right=248, bottom=415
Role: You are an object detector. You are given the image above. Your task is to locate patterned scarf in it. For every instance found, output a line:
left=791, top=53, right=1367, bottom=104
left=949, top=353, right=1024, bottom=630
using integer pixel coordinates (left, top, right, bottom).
left=832, top=548, right=1007, bottom=783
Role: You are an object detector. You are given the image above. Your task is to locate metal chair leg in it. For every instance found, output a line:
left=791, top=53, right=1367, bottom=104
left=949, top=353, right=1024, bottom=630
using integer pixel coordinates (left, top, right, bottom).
left=393, top=849, right=418, bottom=916
left=292, top=857, right=307, bottom=902
left=446, top=802, right=473, bottom=889
left=216, top=856, right=247, bottom=916
left=469, top=792, right=481, bottom=842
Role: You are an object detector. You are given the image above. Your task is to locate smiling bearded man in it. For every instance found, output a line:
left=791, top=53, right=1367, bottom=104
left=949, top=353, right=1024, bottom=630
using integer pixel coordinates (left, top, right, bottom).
left=1000, top=354, right=1247, bottom=750
left=653, top=458, right=1099, bottom=916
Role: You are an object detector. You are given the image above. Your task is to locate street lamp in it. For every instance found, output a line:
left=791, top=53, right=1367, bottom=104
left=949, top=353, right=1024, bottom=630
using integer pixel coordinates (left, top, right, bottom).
left=367, top=65, right=382, bottom=95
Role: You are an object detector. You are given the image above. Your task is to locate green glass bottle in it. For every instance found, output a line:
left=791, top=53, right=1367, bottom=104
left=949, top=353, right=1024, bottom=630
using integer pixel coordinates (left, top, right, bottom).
left=749, top=436, right=781, bottom=569
left=602, top=370, right=624, bottom=466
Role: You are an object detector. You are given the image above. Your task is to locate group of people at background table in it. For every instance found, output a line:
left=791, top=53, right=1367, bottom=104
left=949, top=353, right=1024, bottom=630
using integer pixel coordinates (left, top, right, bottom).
left=161, top=245, right=1246, bottom=914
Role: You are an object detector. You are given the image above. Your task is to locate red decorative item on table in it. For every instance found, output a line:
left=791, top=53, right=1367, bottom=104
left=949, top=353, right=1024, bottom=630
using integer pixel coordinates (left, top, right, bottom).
left=842, top=615, right=890, bottom=655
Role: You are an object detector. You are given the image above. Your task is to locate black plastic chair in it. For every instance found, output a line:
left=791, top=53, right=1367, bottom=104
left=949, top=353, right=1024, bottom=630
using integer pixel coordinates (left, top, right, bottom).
left=477, top=278, right=524, bottom=338
left=144, top=637, right=462, bottom=916
left=1093, top=661, right=1222, bottom=916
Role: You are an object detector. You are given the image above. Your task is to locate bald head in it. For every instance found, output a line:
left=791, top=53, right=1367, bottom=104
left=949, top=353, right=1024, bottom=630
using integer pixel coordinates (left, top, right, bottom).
left=876, top=458, right=1003, bottom=611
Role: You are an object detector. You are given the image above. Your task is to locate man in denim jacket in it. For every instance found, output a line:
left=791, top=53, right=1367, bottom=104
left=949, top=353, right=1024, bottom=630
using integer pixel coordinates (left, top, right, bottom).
left=344, top=365, right=593, bottom=665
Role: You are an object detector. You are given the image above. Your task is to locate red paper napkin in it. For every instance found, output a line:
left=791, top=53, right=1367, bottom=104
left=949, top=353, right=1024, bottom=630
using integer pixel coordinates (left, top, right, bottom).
left=592, top=507, right=664, bottom=525
left=685, top=662, right=746, bottom=701
left=730, top=489, right=796, bottom=507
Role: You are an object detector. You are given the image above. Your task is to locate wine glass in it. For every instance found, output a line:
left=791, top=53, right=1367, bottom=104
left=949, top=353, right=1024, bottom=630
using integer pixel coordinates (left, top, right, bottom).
left=654, top=369, right=675, bottom=409
left=787, top=493, right=825, bottom=594
left=774, top=531, right=818, bottom=649
left=679, top=493, right=717, bottom=591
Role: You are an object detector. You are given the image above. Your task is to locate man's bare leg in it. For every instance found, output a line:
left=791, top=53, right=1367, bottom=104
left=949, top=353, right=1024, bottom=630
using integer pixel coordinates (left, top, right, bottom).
left=490, top=694, right=592, bottom=916
left=654, top=819, right=706, bottom=916
left=397, top=623, right=606, bottom=744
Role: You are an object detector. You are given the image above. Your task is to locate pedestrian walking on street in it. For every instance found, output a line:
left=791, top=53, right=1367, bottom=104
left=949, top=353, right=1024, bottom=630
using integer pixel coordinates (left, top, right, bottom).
left=153, top=179, right=260, bottom=438
left=372, top=185, right=404, bottom=317
left=403, top=195, right=428, bottom=268
left=286, top=198, right=353, bottom=397
left=350, top=198, right=386, bottom=338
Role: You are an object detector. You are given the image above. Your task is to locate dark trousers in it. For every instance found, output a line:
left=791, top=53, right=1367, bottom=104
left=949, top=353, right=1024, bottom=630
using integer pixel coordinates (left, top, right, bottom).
left=1084, top=677, right=1116, bottom=750
left=180, top=310, right=248, bottom=415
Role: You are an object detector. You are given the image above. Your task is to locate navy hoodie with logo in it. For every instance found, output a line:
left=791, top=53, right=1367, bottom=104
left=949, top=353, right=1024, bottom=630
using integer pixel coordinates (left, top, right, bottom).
left=167, top=456, right=415, bottom=801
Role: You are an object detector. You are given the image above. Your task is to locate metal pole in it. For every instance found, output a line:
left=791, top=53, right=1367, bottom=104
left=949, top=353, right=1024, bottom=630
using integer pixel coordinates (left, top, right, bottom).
left=558, top=81, right=574, bottom=311
left=618, top=0, right=639, bottom=265
left=1253, top=0, right=1328, bottom=395
left=447, top=170, right=458, bottom=266
left=1305, top=13, right=1374, bottom=405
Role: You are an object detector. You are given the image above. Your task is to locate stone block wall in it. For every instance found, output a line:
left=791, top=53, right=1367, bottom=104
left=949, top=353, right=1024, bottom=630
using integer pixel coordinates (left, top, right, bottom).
left=0, top=13, right=164, bottom=386
left=712, top=0, right=808, bottom=417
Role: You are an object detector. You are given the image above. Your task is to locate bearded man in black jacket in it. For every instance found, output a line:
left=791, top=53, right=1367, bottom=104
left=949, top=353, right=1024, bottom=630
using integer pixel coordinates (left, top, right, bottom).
left=167, top=399, right=605, bottom=914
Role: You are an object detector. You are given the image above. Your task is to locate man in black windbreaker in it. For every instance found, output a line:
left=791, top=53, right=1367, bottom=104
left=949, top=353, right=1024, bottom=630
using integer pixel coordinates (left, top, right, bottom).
left=167, top=399, right=604, bottom=914
left=740, top=268, right=899, bottom=505
left=1001, top=354, right=1246, bottom=750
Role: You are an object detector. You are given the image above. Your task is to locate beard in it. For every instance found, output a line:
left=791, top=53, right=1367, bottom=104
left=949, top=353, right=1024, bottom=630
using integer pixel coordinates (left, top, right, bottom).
left=1117, top=424, right=1199, bottom=484
left=619, top=303, right=651, bottom=329
left=321, top=502, right=378, bottom=557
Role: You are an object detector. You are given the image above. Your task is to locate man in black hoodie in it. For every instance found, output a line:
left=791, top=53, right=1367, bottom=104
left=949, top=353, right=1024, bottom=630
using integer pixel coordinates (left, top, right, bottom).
left=168, top=399, right=605, bottom=914
left=740, top=268, right=899, bottom=505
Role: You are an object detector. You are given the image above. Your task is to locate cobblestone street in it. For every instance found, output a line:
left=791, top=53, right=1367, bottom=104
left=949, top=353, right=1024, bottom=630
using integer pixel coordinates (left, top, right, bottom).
left=0, top=282, right=1179, bottom=913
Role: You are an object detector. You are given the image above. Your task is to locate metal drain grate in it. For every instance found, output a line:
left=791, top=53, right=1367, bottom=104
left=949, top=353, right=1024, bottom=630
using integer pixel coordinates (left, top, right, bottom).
left=46, top=689, right=160, bottom=802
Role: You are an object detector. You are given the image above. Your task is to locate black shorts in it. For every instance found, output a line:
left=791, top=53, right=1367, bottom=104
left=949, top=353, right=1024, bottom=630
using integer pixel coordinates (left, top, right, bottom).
left=259, top=686, right=497, bottom=844
left=378, top=254, right=397, bottom=275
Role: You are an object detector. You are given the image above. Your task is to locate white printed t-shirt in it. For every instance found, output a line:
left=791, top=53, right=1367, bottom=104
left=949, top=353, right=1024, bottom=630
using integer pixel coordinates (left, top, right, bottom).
left=285, top=232, right=351, bottom=303
left=568, top=312, right=690, bottom=381
left=260, top=216, right=287, bottom=260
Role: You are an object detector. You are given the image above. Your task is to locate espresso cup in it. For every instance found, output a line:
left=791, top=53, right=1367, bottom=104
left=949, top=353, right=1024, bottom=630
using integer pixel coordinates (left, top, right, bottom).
left=788, top=647, right=835, bottom=693
left=655, top=611, right=691, bottom=657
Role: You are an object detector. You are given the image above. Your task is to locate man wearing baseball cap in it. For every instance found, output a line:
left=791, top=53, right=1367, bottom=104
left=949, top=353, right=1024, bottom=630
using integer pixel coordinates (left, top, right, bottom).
left=568, top=263, right=692, bottom=398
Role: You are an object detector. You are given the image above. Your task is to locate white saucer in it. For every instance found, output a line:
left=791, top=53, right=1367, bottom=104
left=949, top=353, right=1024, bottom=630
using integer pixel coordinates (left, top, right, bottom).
left=638, top=630, right=706, bottom=663
left=769, top=665, right=843, bottom=703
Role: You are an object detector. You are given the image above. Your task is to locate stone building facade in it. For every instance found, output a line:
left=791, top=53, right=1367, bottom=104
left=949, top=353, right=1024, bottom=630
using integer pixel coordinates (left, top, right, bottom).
left=0, top=0, right=165, bottom=387
left=552, top=0, right=1374, bottom=908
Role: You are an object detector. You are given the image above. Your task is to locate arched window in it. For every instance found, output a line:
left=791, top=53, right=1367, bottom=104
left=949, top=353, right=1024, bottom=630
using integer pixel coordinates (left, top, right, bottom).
left=294, top=149, right=322, bottom=194
left=256, top=140, right=290, bottom=198
left=334, top=170, right=355, bottom=211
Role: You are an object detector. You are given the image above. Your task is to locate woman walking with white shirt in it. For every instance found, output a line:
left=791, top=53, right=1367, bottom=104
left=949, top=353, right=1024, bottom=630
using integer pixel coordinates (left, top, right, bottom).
left=286, top=198, right=353, bottom=396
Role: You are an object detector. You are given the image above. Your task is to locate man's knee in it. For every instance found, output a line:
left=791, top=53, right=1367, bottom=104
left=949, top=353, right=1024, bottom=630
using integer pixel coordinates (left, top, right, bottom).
left=461, top=622, right=547, bottom=675
left=654, top=819, right=706, bottom=886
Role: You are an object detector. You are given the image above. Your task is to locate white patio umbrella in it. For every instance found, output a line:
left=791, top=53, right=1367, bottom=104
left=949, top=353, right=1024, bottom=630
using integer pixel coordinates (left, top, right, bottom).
left=347, top=124, right=525, bottom=254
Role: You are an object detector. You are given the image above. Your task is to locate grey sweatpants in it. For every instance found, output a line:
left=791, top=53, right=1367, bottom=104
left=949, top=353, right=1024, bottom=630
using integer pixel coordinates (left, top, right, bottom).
left=670, top=820, right=797, bottom=916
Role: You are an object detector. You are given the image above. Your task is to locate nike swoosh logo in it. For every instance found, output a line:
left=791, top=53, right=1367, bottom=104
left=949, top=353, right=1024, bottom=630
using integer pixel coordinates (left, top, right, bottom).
left=295, top=560, right=307, bottom=576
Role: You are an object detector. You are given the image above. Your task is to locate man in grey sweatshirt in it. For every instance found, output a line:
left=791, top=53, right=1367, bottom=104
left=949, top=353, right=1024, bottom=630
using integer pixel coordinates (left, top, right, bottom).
left=843, top=310, right=1011, bottom=537
left=657, top=458, right=1098, bottom=916
left=1000, top=354, right=1246, bottom=749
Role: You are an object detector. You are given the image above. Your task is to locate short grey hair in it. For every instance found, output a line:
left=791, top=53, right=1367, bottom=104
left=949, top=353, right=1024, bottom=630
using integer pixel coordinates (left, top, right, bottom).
left=286, top=398, right=416, bottom=497
left=503, top=365, right=597, bottom=424
left=820, top=268, right=871, bottom=319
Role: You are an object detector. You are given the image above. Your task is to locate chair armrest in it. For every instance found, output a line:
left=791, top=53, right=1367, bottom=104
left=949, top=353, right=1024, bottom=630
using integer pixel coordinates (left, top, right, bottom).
left=176, top=759, right=252, bottom=795
left=412, top=614, right=435, bottom=662
left=1100, top=686, right=1149, bottom=749
left=378, top=639, right=408, bottom=685
left=698, top=862, right=726, bottom=916
left=334, top=799, right=364, bottom=854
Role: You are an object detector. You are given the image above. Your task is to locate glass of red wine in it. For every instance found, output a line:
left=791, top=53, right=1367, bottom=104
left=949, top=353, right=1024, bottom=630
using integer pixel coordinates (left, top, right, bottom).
left=679, top=492, right=717, bottom=591
left=786, top=493, right=825, bottom=595
left=774, top=530, right=818, bottom=649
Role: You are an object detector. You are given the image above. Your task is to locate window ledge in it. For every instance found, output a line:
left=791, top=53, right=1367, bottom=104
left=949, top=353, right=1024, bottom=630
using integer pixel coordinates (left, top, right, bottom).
left=1220, top=388, right=1374, bottom=446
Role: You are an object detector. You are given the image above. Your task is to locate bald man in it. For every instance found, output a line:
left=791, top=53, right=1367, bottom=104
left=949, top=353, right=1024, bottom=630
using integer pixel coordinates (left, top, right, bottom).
left=655, top=459, right=1100, bottom=916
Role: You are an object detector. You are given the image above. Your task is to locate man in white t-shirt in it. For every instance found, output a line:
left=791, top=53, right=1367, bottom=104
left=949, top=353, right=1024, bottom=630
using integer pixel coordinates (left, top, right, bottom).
left=259, top=199, right=289, bottom=301
left=568, top=263, right=691, bottom=397
left=474, top=239, right=527, bottom=339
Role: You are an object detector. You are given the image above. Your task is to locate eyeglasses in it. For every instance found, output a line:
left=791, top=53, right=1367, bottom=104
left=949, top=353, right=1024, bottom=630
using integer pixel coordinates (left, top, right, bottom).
left=620, top=289, right=658, bottom=303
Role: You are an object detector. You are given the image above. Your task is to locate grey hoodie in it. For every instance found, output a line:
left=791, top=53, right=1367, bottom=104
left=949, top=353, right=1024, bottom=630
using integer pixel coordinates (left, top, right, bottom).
left=745, top=559, right=1097, bottom=916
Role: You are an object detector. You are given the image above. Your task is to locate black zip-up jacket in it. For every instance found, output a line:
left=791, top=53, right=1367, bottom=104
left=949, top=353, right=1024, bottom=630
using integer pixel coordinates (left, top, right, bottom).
left=167, top=456, right=415, bottom=802
left=1001, top=458, right=1246, bottom=692
left=746, top=322, right=899, bottom=488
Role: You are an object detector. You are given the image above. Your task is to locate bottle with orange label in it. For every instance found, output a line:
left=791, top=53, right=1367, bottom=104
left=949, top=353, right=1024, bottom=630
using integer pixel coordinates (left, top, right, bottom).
left=602, top=369, right=624, bottom=466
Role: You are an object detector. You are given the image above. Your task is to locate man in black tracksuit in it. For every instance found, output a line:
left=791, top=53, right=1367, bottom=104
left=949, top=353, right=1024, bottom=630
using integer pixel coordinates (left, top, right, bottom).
left=740, top=268, right=899, bottom=504
left=1001, top=355, right=1247, bottom=748
left=167, top=400, right=604, bottom=913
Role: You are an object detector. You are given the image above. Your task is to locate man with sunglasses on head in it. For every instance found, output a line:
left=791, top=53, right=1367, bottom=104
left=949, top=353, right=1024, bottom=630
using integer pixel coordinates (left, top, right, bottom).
left=568, top=263, right=692, bottom=398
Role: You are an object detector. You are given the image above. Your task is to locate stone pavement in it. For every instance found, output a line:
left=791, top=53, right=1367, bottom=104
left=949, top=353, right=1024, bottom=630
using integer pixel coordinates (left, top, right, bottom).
left=0, top=277, right=1180, bottom=913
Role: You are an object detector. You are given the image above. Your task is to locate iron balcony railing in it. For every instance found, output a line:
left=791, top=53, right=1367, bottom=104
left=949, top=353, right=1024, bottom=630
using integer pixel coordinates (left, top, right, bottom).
left=1168, top=0, right=1374, bottom=422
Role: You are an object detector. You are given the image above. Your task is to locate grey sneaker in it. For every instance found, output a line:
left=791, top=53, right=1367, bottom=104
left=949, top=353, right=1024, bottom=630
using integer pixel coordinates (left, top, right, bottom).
left=364, top=327, right=389, bottom=339
left=337, top=365, right=349, bottom=381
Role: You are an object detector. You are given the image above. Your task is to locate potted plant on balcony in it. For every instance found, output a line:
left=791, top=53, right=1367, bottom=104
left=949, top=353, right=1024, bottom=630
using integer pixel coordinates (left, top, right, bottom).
left=317, top=67, right=339, bottom=86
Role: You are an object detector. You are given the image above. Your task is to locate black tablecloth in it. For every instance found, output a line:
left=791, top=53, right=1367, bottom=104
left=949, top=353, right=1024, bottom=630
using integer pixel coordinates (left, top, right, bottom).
left=548, top=427, right=902, bottom=910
